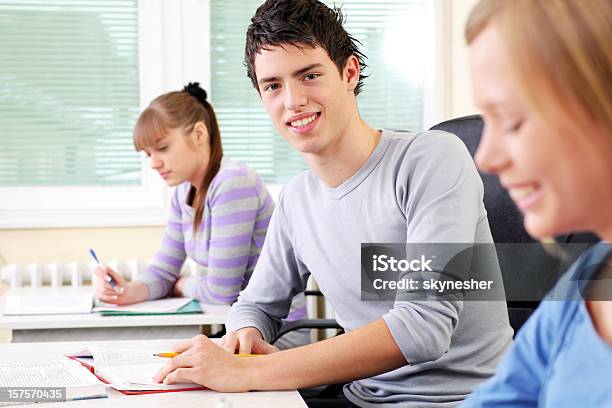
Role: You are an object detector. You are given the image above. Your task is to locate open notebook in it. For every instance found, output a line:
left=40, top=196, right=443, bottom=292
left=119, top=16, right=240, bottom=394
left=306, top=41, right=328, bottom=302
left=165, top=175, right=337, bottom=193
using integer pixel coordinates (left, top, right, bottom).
left=0, top=359, right=107, bottom=401
left=3, top=292, right=94, bottom=315
left=67, top=346, right=204, bottom=394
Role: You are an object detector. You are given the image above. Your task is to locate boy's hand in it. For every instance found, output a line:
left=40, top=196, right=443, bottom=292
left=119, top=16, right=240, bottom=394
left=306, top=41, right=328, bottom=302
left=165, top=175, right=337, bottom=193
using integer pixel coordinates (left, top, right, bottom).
left=219, top=327, right=279, bottom=355
left=153, top=335, right=257, bottom=392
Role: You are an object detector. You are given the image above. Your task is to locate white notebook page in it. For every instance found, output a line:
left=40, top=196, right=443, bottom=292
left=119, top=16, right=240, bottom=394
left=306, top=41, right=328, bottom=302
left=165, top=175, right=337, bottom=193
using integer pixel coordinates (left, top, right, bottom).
left=3, top=293, right=93, bottom=315
left=0, top=360, right=103, bottom=388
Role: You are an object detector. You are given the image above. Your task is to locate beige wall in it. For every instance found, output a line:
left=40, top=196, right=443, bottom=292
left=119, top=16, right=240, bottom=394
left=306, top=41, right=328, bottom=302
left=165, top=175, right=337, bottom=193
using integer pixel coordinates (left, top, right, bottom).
left=448, top=0, right=479, bottom=119
left=0, top=0, right=480, bottom=266
left=0, top=227, right=164, bottom=265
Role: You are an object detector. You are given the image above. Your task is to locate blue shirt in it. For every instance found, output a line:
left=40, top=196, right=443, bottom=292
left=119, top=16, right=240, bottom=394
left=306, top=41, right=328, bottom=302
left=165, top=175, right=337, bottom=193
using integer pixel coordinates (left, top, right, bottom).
left=462, top=243, right=612, bottom=407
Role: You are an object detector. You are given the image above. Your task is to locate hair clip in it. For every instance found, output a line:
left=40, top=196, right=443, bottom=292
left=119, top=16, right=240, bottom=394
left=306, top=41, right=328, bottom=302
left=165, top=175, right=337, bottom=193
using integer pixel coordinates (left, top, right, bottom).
left=183, top=82, right=208, bottom=105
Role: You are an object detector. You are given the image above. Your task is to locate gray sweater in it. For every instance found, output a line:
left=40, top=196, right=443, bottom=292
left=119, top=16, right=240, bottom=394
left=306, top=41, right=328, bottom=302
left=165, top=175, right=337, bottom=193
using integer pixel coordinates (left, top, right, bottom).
left=227, top=130, right=513, bottom=407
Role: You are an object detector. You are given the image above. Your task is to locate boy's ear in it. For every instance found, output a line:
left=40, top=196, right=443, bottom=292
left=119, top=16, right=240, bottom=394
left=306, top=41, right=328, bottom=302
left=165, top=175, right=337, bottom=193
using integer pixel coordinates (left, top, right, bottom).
left=193, top=121, right=209, bottom=145
left=343, top=55, right=360, bottom=92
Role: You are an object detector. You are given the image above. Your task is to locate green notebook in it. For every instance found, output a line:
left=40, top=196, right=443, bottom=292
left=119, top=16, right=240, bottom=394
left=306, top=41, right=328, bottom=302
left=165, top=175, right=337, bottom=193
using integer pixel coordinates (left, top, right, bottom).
left=98, top=299, right=202, bottom=316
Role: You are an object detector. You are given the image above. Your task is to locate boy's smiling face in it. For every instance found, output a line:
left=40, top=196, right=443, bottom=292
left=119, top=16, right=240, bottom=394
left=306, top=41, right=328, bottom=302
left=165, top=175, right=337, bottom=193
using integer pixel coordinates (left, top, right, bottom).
left=254, top=44, right=360, bottom=160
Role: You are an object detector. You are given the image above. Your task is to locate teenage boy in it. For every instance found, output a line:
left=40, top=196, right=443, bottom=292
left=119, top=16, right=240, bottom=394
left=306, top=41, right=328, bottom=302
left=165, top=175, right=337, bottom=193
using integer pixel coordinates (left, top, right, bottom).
left=154, top=0, right=512, bottom=406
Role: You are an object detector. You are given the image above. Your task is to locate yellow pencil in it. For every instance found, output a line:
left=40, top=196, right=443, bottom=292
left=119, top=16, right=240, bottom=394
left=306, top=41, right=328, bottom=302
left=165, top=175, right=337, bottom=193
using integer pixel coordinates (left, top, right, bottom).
left=153, top=352, right=259, bottom=358
left=153, top=352, right=181, bottom=358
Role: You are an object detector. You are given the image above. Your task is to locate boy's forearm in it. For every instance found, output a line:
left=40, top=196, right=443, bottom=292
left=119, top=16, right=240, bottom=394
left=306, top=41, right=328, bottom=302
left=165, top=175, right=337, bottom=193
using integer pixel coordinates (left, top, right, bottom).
left=248, top=319, right=406, bottom=390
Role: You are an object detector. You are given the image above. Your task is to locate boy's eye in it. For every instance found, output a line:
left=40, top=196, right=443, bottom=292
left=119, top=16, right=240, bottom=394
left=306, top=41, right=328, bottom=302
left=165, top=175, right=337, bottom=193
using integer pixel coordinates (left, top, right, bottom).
left=158, top=145, right=168, bottom=151
left=304, top=73, right=319, bottom=81
left=264, top=83, right=280, bottom=92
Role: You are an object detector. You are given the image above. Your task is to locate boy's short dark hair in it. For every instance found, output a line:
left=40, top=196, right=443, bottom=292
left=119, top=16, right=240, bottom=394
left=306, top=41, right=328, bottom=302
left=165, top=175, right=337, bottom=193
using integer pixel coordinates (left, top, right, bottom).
left=245, top=0, right=368, bottom=96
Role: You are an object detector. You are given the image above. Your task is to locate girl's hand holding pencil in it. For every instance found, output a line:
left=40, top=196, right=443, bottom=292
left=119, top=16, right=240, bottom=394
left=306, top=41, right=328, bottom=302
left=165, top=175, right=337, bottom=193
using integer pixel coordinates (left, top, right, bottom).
left=90, top=248, right=150, bottom=306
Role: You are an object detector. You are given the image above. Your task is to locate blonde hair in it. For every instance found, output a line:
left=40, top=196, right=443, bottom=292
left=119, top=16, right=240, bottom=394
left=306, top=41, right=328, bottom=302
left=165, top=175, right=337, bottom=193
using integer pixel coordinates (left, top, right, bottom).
left=465, top=0, right=612, bottom=135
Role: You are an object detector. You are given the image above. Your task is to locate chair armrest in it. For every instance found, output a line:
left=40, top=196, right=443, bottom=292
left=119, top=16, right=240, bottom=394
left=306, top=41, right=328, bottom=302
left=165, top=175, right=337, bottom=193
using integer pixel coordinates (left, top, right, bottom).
left=273, top=318, right=343, bottom=343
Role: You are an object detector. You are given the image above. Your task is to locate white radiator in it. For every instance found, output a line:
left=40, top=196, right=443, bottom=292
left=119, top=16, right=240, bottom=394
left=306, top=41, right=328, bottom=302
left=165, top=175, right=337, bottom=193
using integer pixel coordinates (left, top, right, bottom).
left=0, top=258, right=202, bottom=289
left=0, top=259, right=332, bottom=336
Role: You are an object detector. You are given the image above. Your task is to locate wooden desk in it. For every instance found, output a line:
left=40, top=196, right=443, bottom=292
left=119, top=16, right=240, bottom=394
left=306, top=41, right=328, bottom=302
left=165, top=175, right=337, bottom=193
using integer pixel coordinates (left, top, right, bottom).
left=0, top=287, right=230, bottom=343
left=0, top=338, right=307, bottom=407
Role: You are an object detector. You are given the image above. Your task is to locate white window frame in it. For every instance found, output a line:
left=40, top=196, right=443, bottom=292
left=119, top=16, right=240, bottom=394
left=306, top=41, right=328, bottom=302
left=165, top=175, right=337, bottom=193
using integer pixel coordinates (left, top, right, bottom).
left=0, top=0, right=450, bottom=228
left=0, top=0, right=211, bottom=228
left=423, top=0, right=452, bottom=130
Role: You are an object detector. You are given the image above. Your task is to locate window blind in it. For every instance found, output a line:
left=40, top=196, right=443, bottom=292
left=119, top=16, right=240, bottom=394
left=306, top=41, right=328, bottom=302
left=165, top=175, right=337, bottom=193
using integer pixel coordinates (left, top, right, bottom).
left=210, top=0, right=430, bottom=184
left=0, top=0, right=141, bottom=187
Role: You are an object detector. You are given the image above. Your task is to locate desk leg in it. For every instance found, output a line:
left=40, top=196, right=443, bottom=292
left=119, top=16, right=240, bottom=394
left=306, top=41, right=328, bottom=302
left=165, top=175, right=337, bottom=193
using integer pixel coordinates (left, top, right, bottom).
left=0, top=284, right=10, bottom=343
left=202, top=324, right=226, bottom=338
left=0, top=329, right=12, bottom=343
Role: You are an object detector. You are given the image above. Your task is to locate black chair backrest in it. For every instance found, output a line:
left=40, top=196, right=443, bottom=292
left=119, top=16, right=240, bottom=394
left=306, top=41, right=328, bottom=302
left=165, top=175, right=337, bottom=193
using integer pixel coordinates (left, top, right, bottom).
left=430, top=115, right=599, bottom=333
left=431, top=115, right=532, bottom=244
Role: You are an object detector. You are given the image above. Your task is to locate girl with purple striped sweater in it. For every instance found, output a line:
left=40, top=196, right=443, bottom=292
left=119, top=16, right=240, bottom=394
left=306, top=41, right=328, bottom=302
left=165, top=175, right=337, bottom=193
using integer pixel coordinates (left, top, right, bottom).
left=94, top=83, right=306, bottom=326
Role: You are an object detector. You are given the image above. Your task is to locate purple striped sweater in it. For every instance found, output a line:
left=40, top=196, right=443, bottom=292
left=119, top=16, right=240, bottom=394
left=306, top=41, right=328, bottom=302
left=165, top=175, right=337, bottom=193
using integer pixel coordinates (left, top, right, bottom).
left=136, top=157, right=306, bottom=320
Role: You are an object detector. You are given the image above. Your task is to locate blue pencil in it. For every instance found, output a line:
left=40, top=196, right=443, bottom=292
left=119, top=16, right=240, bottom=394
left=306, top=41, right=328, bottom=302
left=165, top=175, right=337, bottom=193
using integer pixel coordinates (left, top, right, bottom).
left=89, top=248, right=124, bottom=294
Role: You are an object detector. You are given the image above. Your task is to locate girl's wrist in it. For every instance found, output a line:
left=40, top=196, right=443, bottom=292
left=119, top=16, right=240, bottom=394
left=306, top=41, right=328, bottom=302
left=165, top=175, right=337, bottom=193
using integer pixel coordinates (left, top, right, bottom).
left=172, top=276, right=187, bottom=297
left=131, top=280, right=150, bottom=302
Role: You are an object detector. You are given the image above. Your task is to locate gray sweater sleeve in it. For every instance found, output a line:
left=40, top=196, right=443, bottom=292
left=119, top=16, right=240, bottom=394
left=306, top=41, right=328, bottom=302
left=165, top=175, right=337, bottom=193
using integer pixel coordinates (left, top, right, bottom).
left=226, top=194, right=310, bottom=342
left=383, top=131, right=484, bottom=364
